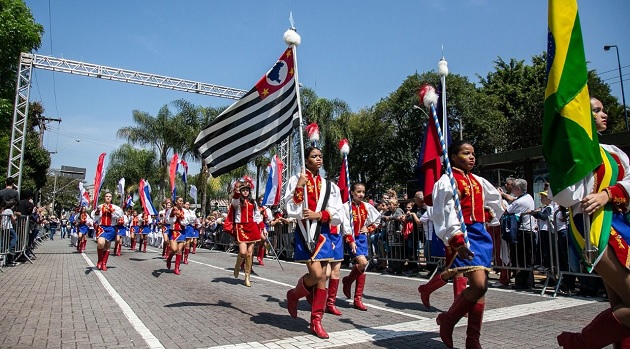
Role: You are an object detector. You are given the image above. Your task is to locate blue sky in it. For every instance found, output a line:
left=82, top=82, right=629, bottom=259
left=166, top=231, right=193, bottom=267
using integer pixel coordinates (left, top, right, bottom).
left=23, top=0, right=630, bottom=185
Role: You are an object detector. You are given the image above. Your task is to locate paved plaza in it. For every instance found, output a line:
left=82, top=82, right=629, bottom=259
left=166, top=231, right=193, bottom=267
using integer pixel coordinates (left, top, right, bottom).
left=0, top=239, right=612, bottom=349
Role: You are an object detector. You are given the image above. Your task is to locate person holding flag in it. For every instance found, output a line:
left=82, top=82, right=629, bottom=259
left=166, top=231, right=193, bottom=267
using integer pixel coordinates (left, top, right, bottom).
left=284, top=146, right=344, bottom=339
left=341, top=182, right=381, bottom=312
left=92, top=192, right=124, bottom=271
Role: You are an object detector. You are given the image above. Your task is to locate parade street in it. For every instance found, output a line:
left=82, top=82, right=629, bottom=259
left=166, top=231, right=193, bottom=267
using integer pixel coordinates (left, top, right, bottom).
left=0, top=240, right=610, bottom=349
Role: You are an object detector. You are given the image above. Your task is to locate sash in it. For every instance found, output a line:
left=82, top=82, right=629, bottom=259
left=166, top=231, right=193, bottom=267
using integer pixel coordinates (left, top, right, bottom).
left=296, top=180, right=331, bottom=256
left=569, top=146, right=617, bottom=272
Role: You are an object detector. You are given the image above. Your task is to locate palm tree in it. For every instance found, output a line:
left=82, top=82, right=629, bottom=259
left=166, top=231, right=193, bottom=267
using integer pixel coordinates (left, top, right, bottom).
left=117, top=105, right=188, bottom=200
left=101, top=144, right=159, bottom=207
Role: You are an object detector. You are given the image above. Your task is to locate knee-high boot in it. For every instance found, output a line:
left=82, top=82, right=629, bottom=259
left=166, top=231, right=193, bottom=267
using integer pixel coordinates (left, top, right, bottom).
left=287, top=275, right=311, bottom=318
left=558, top=308, right=630, bottom=349
left=418, top=273, right=448, bottom=308
left=244, top=254, right=252, bottom=287
left=436, top=293, right=477, bottom=349
left=453, top=275, right=467, bottom=299
left=101, top=250, right=110, bottom=271
left=354, top=272, right=368, bottom=311
left=326, top=278, right=342, bottom=316
left=166, top=252, right=174, bottom=269
left=310, top=288, right=329, bottom=339
left=116, top=242, right=122, bottom=256
left=184, top=247, right=190, bottom=264
left=191, top=241, right=196, bottom=254
left=465, top=302, right=484, bottom=349
left=174, top=254, right=181, bottom=275
left=96, top=249, right=104, bottom=270
left=257, top=244, right=266, bottom=266
left=234, top=254, right=245, bottom=278
left=143, top=239, right=147, bottom=253
left=131, top=238, right=136, bottom=251
left=342, top=265, right=363, bottom=298
left=162, top=242, right=168, bottom=258
left=614, top=336, right=630, bottom=349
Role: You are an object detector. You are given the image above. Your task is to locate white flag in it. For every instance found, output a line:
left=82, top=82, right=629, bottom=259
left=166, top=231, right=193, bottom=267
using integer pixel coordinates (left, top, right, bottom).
left=189, top=185, right=198, bottom=205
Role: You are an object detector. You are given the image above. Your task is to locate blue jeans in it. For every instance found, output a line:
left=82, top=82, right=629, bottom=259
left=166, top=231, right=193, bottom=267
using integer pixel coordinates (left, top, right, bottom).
left=61, top=226, right=68, bottom=239
left=49, top=228, right=56, bottom=240
left=9, top=228, right=17, bottom=251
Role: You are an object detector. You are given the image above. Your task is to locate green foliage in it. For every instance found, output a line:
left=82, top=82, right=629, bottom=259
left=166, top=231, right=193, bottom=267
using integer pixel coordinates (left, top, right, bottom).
left=101, top=144, right=160, bottom=203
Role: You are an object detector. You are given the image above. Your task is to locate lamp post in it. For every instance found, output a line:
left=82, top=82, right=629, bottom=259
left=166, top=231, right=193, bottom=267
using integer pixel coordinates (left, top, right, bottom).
left=604, top=45, right=629, bottom=131
left=48, top=139, right=80, bottom=154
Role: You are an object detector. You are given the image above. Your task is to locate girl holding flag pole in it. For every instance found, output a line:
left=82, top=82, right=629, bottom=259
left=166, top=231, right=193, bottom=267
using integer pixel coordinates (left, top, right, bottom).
left=421, top=85, right=503, bottom=349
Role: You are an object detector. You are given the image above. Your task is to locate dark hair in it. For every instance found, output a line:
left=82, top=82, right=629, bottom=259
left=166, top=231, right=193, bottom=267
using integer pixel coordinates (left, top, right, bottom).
left=350, top=182, right=365, bottom=192
left=5, top=177, right=14, bottom=186
left=447, top=140, right=472, bottom=159
left=305, top=146, right=321, bottom=157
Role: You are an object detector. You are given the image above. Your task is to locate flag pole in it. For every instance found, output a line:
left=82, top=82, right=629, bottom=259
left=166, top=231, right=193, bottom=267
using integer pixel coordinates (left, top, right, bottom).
left=284, top=14, right=313, bottom=247
left=438, top=51, right=449, bottom=142
left=421, top=85, right=469, bottom=246
left=339, top=140, right=354, bottom=235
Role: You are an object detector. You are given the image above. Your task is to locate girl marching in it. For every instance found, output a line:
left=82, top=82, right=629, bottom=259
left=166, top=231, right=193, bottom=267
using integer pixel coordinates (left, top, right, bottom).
left=93, top=192, right=124, bottom=271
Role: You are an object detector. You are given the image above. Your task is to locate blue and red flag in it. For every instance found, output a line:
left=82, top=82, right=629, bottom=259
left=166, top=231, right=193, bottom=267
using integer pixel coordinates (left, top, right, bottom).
left=125, top=195, right=134, bottom=209
left=92, top=152, right=106, bottom=210
left=139, top=179, right=158, bottom=216
left=262, top=154, right=284, bottom=206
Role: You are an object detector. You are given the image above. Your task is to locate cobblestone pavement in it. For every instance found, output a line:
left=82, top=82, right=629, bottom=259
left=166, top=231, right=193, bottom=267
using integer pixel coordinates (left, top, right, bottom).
left=0, top=239, right=612, bottom=349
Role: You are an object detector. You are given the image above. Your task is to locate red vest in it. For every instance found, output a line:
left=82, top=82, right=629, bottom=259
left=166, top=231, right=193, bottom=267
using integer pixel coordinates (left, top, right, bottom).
left=99, top=204, right=114, bottom=226
left=452, top=168, right=485, bottom=224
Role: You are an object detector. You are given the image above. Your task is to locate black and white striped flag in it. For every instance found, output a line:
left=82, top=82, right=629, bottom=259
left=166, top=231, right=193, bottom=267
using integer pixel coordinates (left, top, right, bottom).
left=194, top=47, right=299, bottom=177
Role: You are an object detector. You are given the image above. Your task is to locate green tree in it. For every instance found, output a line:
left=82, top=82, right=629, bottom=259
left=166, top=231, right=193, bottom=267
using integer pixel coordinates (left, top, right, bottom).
left=101, top=144, right=159, bottom=207
left=117, top=105, right=188, bottom=200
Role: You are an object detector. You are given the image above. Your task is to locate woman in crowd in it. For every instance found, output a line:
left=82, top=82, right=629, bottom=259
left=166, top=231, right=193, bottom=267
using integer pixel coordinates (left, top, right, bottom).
left=230, top=177, right=264, bottom=287
left=432, top=140, right=504, bottom=349
left=341, top=182, right=381, bottom=311
left=284, top=146, right=343, bottom=339
left=554, top=97, right=630, bottom=349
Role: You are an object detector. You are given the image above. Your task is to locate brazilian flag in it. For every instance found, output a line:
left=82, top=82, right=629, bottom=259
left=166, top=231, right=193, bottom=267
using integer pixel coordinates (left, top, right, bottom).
left=542, top=0, right=601, bottom=195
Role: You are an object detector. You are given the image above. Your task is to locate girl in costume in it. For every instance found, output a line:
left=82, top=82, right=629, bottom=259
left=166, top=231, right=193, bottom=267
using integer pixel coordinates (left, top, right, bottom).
left=284, top=146, right=343, bottom=339
left=432, top=140, right=503, bottom=349
left=166, top=197, right=186, bottom=275
left=555, top=97, right=630, bottom=349
left=230, top=177, right=265, bottom=287
left=341, top=182, right=380, bottom=311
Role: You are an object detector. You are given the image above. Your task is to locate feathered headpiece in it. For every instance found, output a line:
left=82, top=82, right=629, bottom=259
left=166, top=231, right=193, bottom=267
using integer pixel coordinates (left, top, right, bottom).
left=419, top=84, right=438, bottom=108
left=338, top=139, right=350, bottom=155
left=238, top=175, right=255, bottom=190
left=305, top=123, right=320, bottom=146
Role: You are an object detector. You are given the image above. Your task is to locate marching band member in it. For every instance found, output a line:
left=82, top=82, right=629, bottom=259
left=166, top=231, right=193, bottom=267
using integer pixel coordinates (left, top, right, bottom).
left=230, top=177, right=264, bottom=287
left=129, top=210, right=140, bottom=252
left=159, top=199, right=172, bottom=258
left=138, top=211, right=150, bottom=253
left=92, top=192, right=124, bottom=271
left=256, top=196, right=272, bottom=266
left=114, top=211, right=129, bottom=256
left=183, top=201, right=196, bottom=263
left=166, top=196, right=186, bottom=275
left=284, top=146, right=343, bottom=339
left=75, top=206, right=92, bottom=253
left=555, top=97, right=630, bottom=349
left=341, top=182, right=381, bottom=311
left=432, top=140, right=503, bottom=349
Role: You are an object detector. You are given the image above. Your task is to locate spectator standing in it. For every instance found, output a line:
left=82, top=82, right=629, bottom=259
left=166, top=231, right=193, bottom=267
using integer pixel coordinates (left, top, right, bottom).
left=0, top=178, right=19, bottom=206
left=48, top=215, right=59, bottom=241
left=530, top=191, right=553, bottom=271
left=506, top=178, right=535, bottom=289
left=2, top=199, right=18, bottom=265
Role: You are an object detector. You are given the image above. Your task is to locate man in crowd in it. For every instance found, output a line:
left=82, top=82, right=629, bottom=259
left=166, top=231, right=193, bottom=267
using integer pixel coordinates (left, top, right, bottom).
left=506, top=178, right=535, bottom=289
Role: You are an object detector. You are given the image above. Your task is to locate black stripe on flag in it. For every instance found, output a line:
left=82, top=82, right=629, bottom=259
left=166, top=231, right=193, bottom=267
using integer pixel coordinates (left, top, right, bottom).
left=194, top=78, right=299, bottom=177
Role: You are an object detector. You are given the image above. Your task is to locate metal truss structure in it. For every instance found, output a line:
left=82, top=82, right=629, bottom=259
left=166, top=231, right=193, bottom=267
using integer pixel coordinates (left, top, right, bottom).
left=8, top=52, right=292, bottom=194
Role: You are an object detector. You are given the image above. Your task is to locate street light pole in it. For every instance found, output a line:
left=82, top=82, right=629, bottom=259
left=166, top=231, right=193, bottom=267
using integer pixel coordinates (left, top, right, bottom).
left=604, top=45, right=629, bottom=131
left=48, top=139, right=80, bottom=154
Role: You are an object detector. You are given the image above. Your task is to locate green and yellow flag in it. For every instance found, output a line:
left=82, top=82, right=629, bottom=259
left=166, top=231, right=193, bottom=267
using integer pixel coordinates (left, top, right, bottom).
left=542, top=0, right=601, bottom=195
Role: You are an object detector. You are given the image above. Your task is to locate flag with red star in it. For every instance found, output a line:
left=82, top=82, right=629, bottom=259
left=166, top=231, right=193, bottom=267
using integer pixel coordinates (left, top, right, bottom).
left=195, top=47, right=299, bottom=177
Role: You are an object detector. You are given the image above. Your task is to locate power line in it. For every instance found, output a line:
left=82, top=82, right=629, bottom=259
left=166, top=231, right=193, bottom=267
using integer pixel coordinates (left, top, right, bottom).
left=602, top=71, right=630, bottom=82
left=597, top=64, right=630, bottom=76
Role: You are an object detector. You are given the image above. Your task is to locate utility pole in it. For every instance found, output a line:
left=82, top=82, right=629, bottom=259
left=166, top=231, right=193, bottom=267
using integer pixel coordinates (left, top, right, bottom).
left=36, top=115, right=62, bottom=146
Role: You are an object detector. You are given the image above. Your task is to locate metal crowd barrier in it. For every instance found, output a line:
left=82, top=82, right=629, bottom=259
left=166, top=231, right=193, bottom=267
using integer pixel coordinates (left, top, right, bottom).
left=1, top=214, right=32, bottom=270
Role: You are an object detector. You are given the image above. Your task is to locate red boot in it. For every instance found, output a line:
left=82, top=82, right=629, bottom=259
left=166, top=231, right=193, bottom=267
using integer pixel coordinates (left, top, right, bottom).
left=342, top=265, right=363, bottom=299
left=354, top=272, right=368, bottom=311
left=418, top=274, right=448, bottom=308
left=101, top=250, right=110, bottom=271
left=174, top=254, right=182, bottom=275
left=96, top=249, right=104, bottom=270
left=131, top=239, right=136, bottom=251
left=162, top=243, right=168, bottom=258
left=453, top=275, right=467, bottom=299
left=436, top=293, right=477, bottom=349
left=326, top=278, right=342, bottom=316
left=257, top=244, right=265, bottom=266
left=117, top=243, right=122, bottom=256
left=614, top=336, right=630, bottom=349
left=466, top=302, right=485, bottom=349
left=191, top=241, right=196, bottom=254
left=287, top=275, right=311, bottom=318
left=82, top=239, right=87, bottom=252
left=558, top=308, right=630, bottom=349
left=184, top=247, right=190, bottom=264
left=310, top=288, right=329, bottom=339
left=143, top=239, right=147, bottom=253
left=166, top=252, right=173, bottom=270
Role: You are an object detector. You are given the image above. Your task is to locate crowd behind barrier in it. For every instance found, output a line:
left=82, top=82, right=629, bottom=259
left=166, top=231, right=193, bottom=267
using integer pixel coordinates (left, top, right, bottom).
left=1, top=215, right=33, bottom=270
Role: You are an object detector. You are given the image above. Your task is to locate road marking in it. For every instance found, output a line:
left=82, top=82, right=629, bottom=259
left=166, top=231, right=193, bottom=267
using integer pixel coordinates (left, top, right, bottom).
left=81, top=253, right=165, bottom=349
left=198, top=297, right=594, bottom=349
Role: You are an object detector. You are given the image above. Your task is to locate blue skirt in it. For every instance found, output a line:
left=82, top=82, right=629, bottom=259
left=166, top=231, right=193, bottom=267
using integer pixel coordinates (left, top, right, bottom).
left=185, top=225, right=194, bottom=238
left=97, top=226, right=116, bottom=242
left=451, top=222, right=493, bottom=271
left=293, top=225, right=333, bottom=262
left=324, top=231, right=344, bottom=262
left=117, top=226, right=127, bottom=236
left=348, top=234, right=369, bottom=259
